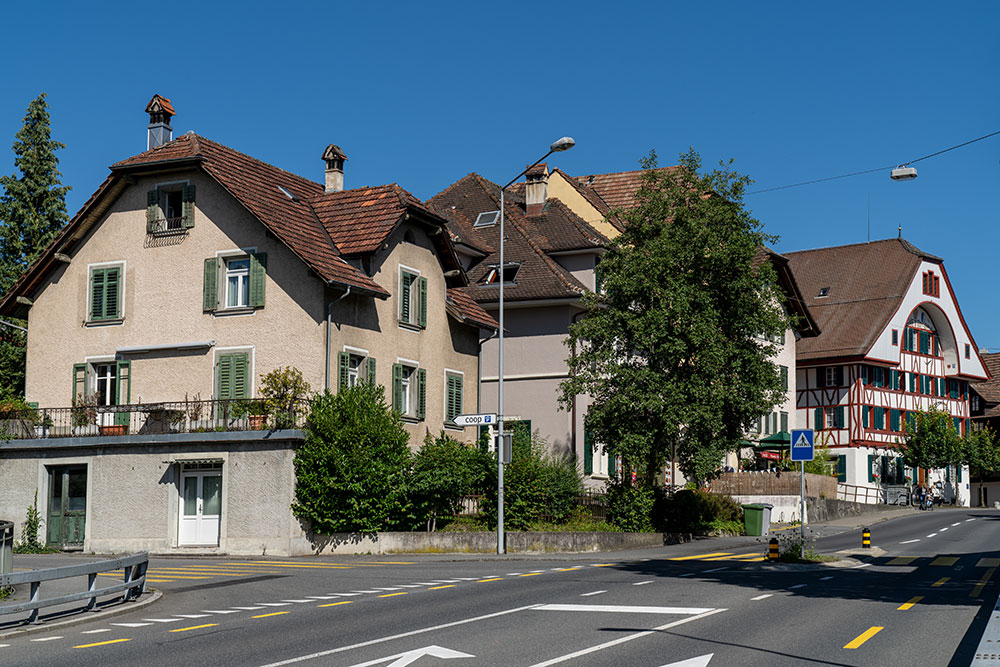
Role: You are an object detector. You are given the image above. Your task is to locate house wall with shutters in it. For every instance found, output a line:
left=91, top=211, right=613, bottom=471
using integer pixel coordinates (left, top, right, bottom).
left=331, top=219, right=480, bottom=444
left=22, top=172, right=330, bottom=408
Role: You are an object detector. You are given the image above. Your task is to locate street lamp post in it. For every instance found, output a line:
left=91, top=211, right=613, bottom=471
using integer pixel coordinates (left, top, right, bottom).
left=497, top=137, right=575, bottom=555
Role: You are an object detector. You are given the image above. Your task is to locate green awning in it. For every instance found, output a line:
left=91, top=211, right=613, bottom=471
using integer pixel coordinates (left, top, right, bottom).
left=759, top=430, right=791, bottom=445
left=738, top=439, right=755, bottom=447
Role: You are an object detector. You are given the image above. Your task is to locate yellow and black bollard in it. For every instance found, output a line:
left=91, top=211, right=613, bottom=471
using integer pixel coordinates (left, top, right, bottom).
left=862, top=527, right=871, bottom=549
left=768, top=537, right=779, bottom=561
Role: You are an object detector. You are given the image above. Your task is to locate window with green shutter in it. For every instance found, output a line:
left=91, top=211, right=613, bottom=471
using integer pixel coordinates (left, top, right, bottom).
left=862, top=406, right=869, bottom=428
left=890, top=409, right=901, bottom=432
left=204, top=253, right=266, bottom=313
left=217, top=353, right=249, bottom=418
left=780, top=411, right=788, bottom=433
left=89, top=266, right=122, bottom=321
left=399, top=271, right=415, bottom=324
left=249, top=252, right=267, bottom=308
left=147, top=185, right=195, bottom=233
left=181, top=184, right=196, bottom=228
left=416, top=368, right=427, bottom=420
left=114, top=360, right=131, bottom=426
left=835, top=406, right=845, bottom=429
left=837, top=455, right=847, bottom=483
left=417, top=277, right=427, bottom=328
left=780, top=365, right=788, bottom=391
left=392, top=363, right=404, bottom=413
left=584, top=426, right=594, bottom=475
left=203, top=258, right=219, bottom=312
left=72, top=363, right=89, bottom=402
left=338, top=351, right=350, bottom=390
left=445, top=373, right=463, bottom=423
left=365, top=357, right=376, bottom=385
left=815, top=407, right=824, bottom=430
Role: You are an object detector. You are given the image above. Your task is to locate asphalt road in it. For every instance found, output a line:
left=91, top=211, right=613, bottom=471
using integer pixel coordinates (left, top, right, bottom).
left=2, top=509, right=998, bottom=666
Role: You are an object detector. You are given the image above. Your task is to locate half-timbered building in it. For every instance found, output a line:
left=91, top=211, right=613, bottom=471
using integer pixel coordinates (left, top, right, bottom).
left=785, top=238, right=988, bottom=505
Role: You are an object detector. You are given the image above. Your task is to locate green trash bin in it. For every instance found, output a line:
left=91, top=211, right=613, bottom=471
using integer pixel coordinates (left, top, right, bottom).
left=742, top=503, right=773, bottom=536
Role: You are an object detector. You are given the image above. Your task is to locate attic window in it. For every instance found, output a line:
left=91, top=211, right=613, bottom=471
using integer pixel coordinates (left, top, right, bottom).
left=817, top=287, right=830, bottom=298
left=481, top=263, right=520, bottom=286
left=474, top=211, right=499, bottom=227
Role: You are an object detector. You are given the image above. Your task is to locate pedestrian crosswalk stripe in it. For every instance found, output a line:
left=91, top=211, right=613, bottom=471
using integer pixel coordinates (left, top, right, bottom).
left=977, top=558, right=1000, bottom=568
left=931, top=557, right=958, bottom=567
left=887, top=557, right=918, bottom=565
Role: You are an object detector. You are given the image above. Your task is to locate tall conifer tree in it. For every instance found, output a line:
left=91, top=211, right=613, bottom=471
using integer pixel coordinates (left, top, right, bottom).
left=0, top=93, right=70, bottom=395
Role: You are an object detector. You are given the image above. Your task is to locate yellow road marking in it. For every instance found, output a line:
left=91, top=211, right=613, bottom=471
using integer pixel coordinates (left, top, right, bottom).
left=222, top=562, right=353, bottom=569
left=318, top=601, right=353, bottom=607
left=971, top=568, right=996, bottom=598
left=897, top=596, right=923, bottom=610
left=100, top=573, right=210, bottom=580
left=170, top=624, right=218, bottom=633
left=930, top=557, right=958, bottom=567
left=668, top=553, right=733, bottom=561
left=252, top=611, right=289, bottom=618
left=74, top=638, right=132, bottom=648
left=591, top=564, right=615, bottom=567
left=429, top=585, right=455, bottom=590
left=356, top=561, right=415, bottom=565
left=704, top=553, right=764, bottom=561
left=378, top=592, right=408, bottom=598
left=519, top=573, right=544, bottom=577
left=932, top=577, right=950, bottom=587
left=887, top=557, right=918, bottom=565
left=477, top=578, right=503, bottom=583
left=978, top=558, right=1000, bottom=568
left=844, top=626, right=884, bottom=649
left=555, top=567, right=581, bottom=571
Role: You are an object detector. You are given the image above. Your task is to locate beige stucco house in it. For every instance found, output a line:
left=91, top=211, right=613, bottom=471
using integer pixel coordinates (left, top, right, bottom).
left=430, top=165, right=818, bottom=487
left=0, top=96, right=495, bottom=555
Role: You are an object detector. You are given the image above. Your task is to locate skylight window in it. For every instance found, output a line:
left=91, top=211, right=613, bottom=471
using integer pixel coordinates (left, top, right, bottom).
left=481, top=263, right=520, bottom=286
left=474, top=211, right=500, bottom=227
left=277, top=185, right=298, bottom=201
left=818, top=287, right=830, bottom=297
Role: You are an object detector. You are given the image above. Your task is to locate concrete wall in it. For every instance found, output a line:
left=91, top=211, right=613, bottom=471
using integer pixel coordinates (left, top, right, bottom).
left=0, top=433, right=303, bottom=556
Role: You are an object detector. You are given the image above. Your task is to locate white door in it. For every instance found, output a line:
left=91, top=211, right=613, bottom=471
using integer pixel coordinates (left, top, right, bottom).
left=178, top=472, right=221, bottom=546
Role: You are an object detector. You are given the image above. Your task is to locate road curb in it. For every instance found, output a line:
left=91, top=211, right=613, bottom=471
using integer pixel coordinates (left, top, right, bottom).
left=0, top=588, right=162, bottom=640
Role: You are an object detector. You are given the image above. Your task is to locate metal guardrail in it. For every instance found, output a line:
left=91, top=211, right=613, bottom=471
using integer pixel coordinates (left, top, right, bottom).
left=0, top=521, right=12, bottom=576
left=0, top=397, right=307, bottom=440
left=0, top=551, right=148, bottom=624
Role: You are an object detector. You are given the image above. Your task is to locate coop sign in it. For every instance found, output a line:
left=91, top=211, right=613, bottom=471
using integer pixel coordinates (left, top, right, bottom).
left=452, top=413, right=497, bottom=427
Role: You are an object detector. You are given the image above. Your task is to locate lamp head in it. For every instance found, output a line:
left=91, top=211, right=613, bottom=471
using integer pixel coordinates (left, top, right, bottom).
left=550, top=137, right=576, bottom=152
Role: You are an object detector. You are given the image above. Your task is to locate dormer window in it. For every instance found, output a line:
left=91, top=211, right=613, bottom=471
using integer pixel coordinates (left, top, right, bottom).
left=474, top=211, right=499, bottom=227
left=481, top=263, right=520, bottom=286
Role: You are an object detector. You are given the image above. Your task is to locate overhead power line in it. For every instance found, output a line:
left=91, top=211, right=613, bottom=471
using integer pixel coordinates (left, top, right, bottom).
left=748, top=128, right=1000, bottom=195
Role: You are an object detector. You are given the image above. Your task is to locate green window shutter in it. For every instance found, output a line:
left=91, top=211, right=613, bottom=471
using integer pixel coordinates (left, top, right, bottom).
left=234, top=353, right=249, bottom=399
left=780, top=411, right=788, bottom=432
left=416, top=368, right=427, bottom=420
left=181, top=184, right=196, bottom=229
left=203, top=258, right=218, bottom=312
left=867, top=454, right=875, bottom=482
left=835, top=406, right=845, bottom=429
left=146, top=189, right=159, bottom=232
left=105, top=267, right=120, bottom=319
left=89, top=267, right=121, bottom=320
left=445, top=374, right=463, bottom=422
left=862, top=406, right=869, bottom=428
left=114, top=360, right=131, bottom=426
left=90, top=268, right=105, bottom=320
left=365, top=357, right=376, bottom=385
left=780, top=366, right=788, bottom=391
left=417, top=276, right=428, bottom=328
left=73, top=363, right=88, bottom=401
left=454, top=375, right=463, bottom=421
left=218, top=355, right=233, bottom=401
left=814, top=407, right=823, bottom=430
left=584, top=427, right=594, bottom=475
left=890, top=409, right=900, bottom=432
left=392, top=363, right=403, bottom=412
left=861, top=365, right=869, bottom=385
left=218, top=353, right=249, bottom=401
left=958, top=465, right=963, bottom=483
left=400, top=273, right=412, bottom=322
left=249, top=252, right=267, bottom=308
left=909, top=373, right=916, bottom=392
left=338, top=351, right=350, bottom=391
left=837, top=455, right=847, bottom=483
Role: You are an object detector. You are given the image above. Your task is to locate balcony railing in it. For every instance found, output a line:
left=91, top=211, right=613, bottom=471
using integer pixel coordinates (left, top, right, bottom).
left=0, top=398, right=307, bottom=440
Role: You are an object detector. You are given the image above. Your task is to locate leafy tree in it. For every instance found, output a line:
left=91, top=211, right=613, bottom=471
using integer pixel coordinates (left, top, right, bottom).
left=0, top=93, right=70, bottom=395
left=408, top=432, right=491, bottom=532
left=892, top=407, right=963, bottom=470
left=291, top=384, right=411, bottom=536
left=561, top=149, right=788, bottom=487
left=965, top=425, right=1000, bottom=478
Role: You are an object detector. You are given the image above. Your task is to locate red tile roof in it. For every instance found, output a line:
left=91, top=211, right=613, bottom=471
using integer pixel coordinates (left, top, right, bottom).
left=574, top=167, right=679, bottom=210
left=145, top=94, right=175, bottom=117
left=447, top=288, right=498, bottom=330
left=785, top=238, right=937, bottom=361
left=972, top=353, right=1000, bottom=405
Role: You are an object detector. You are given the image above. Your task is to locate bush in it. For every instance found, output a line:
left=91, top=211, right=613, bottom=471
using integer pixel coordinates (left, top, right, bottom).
left=654, top=489, right=743, bottom=534
left=407, top=433, right=492, bottom=532
left=479, top=428, right=583, bottom=530
left=259, top=366, right=311, bottom=429
left=291, top=384, right=410, bottom=536
left=13, top=490, right=48, bottom=554
left=605, top=481, right=656, bottom=532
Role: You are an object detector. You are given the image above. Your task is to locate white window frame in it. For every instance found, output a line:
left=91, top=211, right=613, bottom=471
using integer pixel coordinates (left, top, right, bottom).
left=824, top=409, right=837, bottom=429
left=224, top=257, right=251, bottom=309
left=215, top=248, right=257, bottom=314
left=473, top=210, right=499, bottom=227
left=344, top=345, right=370, bottom=387
left=398, top=264, right=420, bottom=327
left=397, top=357, right=419, bottom=417
left=825, top=367, right=838, bottom=387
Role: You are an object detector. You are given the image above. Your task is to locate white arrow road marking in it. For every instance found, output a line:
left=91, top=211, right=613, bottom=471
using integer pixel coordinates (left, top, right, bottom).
left=527, top=609, right=725, bottom=667
left=658, top=655, right=713, bottom=667
left=257, top=604, right=539, bottom=666
left=345, top=645, right=474, bottom=667
left=535, top=604, right=714, bottom=615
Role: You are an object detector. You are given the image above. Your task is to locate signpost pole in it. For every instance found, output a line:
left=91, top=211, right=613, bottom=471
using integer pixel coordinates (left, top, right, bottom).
left=790, top=429, right=814, bottom=542
left=800, top=459, right=806, bottom=540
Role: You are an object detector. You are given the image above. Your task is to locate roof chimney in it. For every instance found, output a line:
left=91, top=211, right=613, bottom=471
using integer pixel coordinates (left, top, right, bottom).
left=145, top=94, right=175, bottom=150
left=525, top=163, right=548, bottom=216
left=322, top=144, right=348, bottom=193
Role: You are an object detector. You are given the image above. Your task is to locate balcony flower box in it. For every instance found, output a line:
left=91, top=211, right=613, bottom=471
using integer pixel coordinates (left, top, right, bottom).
left=99, top=424, right=128, bottom=436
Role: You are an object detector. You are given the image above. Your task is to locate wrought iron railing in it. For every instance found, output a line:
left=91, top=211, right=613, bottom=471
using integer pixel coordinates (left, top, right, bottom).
left=0, top=398, right=307, bottom=440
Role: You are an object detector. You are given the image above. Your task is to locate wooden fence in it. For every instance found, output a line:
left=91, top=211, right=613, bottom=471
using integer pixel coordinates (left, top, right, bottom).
left=705, top=472, right=838, bottom=498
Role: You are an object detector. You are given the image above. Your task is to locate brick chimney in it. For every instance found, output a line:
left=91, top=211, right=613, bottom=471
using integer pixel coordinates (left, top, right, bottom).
left=525, top=163, right=548, bottom=216
left=145, top=94, right=175, bottom=150
left=322, top=144, right=348, bottom=193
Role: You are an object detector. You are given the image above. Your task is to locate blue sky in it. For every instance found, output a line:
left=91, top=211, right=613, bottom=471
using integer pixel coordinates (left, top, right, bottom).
left=3, top=2, right=998, bottom=346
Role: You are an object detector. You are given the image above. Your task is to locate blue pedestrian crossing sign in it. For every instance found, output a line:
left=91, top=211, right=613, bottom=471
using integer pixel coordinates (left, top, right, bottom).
left=790, top=429, right=815, bottom=462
